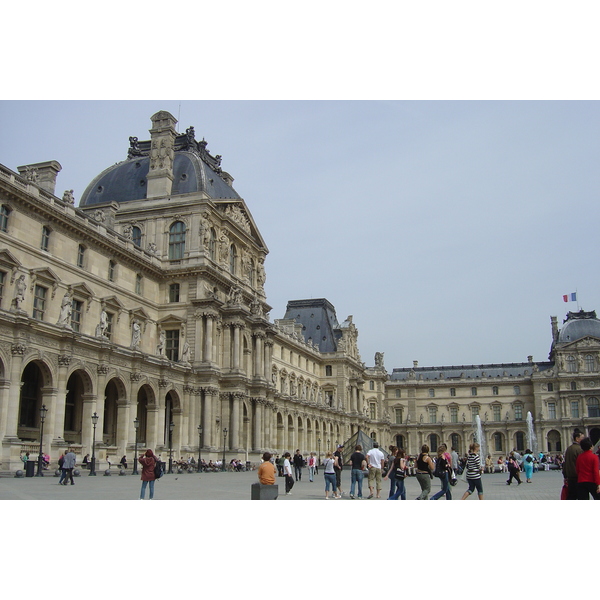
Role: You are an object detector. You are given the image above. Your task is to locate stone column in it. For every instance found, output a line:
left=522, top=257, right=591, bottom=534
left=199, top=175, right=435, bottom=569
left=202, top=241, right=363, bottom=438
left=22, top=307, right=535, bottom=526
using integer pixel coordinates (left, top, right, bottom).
left=264, top=341, right=273, bottom=381
left=4, top=344, right=28, bottom=440
left=204, top=315, right=214, bottom=363
left=231, top=395, right=241, bottom=450
left=194, top=311, right=204, bottom=362
left=146, top=407, right=159, bottom=451
left=232, top=324, right=241, bottom=370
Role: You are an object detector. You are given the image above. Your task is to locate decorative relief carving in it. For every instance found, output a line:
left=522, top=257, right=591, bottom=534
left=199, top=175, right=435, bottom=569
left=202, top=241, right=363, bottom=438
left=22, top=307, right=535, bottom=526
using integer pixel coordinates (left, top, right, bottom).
left=158, top=378, right=169, bottom=388
left=11, top=343, right=26, bottom=355
left=130, top=372, right=142, bottom=382
left=97, top=364, right=110, bottom=375
left=224, top=204, right=251, bottom=235
left=58, top=354, right=72, bottom=366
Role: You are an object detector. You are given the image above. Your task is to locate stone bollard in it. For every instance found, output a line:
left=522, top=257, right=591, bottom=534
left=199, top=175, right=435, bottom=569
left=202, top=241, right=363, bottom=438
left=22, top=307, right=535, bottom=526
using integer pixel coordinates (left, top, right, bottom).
left=119, top=469, right=126, bottom=476
left=104, top=469, right=111, bottom=476
left=251, top=482, right=279, bottom=500
left=73, top=469, right=81, bottom=477
left=15, top=469, right=24, bottom=478
left=54, top=469, right=61, bottom=477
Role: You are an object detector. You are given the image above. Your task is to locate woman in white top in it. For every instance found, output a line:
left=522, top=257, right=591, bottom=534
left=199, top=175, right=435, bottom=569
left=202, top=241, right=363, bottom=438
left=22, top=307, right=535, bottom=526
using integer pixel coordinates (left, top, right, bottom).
left=323, top=451, right=340, bottom=499
left=283, top=452, right=294, bottom=495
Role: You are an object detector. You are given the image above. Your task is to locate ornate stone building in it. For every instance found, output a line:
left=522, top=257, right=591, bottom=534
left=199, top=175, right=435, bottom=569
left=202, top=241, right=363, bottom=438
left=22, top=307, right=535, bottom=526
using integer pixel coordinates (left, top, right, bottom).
left=0, top=110, right=598, bottom=471
left=0, top=111, right=377, bottom=470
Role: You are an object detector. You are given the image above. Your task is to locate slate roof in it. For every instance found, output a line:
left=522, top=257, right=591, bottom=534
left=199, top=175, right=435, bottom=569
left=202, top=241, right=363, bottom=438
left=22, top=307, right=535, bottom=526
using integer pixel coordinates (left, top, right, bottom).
left=283, top=299, right=341, bottom=353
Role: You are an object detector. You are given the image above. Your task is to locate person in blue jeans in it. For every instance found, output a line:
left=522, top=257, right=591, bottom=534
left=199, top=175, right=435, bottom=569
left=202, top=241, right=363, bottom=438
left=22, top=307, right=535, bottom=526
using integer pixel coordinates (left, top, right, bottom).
left=385, top=448, right=407, bottom=500
left=430, top=444, right=453, bottom=500
left=324, top=451, right=340, bottom=499
left=349, top=444, right=366, bottom=499
left=139, top=448, right=158, bottom=500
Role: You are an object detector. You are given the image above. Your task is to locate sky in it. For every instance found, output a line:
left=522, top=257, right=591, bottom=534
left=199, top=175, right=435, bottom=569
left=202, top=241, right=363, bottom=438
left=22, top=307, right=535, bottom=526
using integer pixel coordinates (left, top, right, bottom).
left=1, top=100, right=599, bottom=370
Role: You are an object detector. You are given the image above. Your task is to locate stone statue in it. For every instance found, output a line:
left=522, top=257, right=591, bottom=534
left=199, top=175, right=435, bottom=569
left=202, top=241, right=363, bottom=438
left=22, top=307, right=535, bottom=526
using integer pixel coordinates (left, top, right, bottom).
left=199, top=212, right=211, bottom=249
left=257, top=258, right=266, bottom=288
left=12, top=274, right=26, bottom=311
left=375, top=352, right=384, bottom=367
left=62, top=190, right=75, bottom=204
left=180, top=340, right=191, bottom=364
left=57, top=291, right=72, bottom=327
left=147, top=241, right=157, bottom=254
left=96, top=308, right=108, bottom=337
left=157, top=329, right=166, bottom=356
left=131, top=319, right=141, bottom=350
left=123, top=224, right=133, bottom=239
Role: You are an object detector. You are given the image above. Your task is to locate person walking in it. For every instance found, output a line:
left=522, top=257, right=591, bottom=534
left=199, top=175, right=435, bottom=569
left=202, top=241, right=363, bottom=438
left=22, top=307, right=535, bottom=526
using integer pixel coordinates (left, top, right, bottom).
left=522, top=449, right=535, bottom=483
left=139, top=448, right=158, bottom=500
left=292, top=449, right=304, bottom=481
left=307, top=452, right=316, bottom=482
left=366, top=442, right=385, bottom=499
left=385, top=448, right=407, bottom=500
left=385, top=446, right=397, bottom=498
left=61, top=448, right=77, bottom=485
left=333, top=445, right=345, bottom=497
left=563, top=428, right=584, bottom=500
left=430, top=444, right=452, bottom=500
left=323, top=451, right=339, bottom=499
left=461, top=442, right=484, bottom=500
left=349, top=444, right=366, bottom=499
left=282, top=452, right=294, bottom=495
left=415, top=444, right=435, bottom=500
left=506, top=451, right=522, bottom=485
left=575, top=437, right=600, bottom=500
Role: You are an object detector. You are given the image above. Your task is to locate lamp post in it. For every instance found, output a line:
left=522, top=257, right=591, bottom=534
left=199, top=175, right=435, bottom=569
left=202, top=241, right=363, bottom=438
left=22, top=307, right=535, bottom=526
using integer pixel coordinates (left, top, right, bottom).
left=222, top=427, right=228, bottom=471
left=317, top=437, right=321, bottom=465
left=168, top=421, right=174, bottom=474
left=36, top=404, right=48, bottom=477
left=197, top=424, right=203, bottom=472
left=133, top=417, right=139, bottom=475
left=89, top=412, right=98, bottom=476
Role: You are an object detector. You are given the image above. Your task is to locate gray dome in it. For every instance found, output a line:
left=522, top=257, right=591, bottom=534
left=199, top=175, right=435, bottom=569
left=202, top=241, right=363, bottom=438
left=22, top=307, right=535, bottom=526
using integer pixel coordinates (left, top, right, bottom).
left=79, top=129, right=240, bottom=206
left=558, top=312, right=600, bottom=343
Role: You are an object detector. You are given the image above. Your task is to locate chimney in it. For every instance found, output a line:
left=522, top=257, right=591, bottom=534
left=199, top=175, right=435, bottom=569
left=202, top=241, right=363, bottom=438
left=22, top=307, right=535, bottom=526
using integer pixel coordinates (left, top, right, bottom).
left=17, top=160, right=62, bottom=195
left=413, top=360, right=418, bottom=369
left=146, top=111, right=177, bottom=199
left=551, top=316, right=558, bottom=343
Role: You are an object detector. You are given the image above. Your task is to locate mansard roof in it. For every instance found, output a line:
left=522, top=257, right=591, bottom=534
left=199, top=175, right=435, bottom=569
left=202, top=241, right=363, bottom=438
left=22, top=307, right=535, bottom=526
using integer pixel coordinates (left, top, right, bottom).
left=284, top=298, right=341, bottom=353
left=79, top=127, right=240, bottom=206
left=390, top=362, right=553, bottom=382
left=557, top=310, right=600, bottom=344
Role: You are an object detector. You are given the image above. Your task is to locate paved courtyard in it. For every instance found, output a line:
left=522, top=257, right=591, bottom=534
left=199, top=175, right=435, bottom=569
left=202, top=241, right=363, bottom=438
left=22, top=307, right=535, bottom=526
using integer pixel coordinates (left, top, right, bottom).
left=0, top=467, right=567, bottom=500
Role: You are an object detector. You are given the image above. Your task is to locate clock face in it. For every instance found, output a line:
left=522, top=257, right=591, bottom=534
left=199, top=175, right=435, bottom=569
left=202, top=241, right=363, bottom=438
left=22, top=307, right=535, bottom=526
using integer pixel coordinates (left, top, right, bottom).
left=588, top=381, right=596, bottom=388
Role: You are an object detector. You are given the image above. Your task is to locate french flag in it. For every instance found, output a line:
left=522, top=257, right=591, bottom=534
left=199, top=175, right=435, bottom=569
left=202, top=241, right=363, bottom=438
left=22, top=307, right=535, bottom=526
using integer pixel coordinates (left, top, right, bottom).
left=563, top=292, right=577, bottom=302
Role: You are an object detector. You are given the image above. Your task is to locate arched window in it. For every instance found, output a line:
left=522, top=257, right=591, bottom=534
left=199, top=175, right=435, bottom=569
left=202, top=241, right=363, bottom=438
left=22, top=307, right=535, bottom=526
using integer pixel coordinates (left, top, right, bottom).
left=168, top=221, right=186, bottom=260
left=566, top=355, right=577, bottom=373
left=494, top=432, right=503, bottom=452
left=515, top=431, right=525, bottom=452
left=429, top=434, right=439, bottom=451
left=585, top=354, right=596, bottom=372
left=229, top=243, right=237, bottom=274
left=588, top=397, right=600, bottom=418
left=451, top=433, right=460, bottom=453
left=131, top=226, right=142, bottom=247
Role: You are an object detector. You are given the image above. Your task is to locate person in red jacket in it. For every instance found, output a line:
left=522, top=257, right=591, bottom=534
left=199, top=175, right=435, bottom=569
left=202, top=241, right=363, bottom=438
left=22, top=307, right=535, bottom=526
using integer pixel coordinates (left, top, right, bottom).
left=575, top=438, right=600, bottom=500
left=139, top=448, right=158, bottom=500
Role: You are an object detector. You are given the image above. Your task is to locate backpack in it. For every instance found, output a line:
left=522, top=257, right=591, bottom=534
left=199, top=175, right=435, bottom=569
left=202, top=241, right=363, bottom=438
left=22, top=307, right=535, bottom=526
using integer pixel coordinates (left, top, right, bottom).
left=433, top=456, right=447, bottom=478
left=525, top=455, right=533, bottom=463
left=153, top=459, right=163, bottom=479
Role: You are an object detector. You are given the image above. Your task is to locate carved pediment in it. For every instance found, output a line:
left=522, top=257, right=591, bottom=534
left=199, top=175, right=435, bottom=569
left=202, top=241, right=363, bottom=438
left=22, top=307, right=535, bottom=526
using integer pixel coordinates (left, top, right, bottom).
left=157, top=313, right=186, bottom=327
left=30, top=267, right=61, bottom=298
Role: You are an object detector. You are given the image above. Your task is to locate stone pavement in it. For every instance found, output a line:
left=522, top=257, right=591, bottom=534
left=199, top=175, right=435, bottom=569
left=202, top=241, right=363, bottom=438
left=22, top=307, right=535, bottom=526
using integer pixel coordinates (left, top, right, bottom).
left=0, top=467, right=567, bottom=500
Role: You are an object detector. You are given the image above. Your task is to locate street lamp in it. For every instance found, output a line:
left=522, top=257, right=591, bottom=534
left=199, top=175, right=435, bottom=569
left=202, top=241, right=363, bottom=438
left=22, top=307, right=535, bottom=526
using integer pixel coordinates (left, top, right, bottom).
left=317, top=437, right=321, bottom=465
left=197, top=424, right=203, bottom=472
left=222, top=427, right=228, bottom=471
left=89, top=412, right=99, bottom=476
left=168, top=421, right=174, bottom=474
left=133, top=417, right=139, bottom=475
left=36, top=404, right=48, bottom=477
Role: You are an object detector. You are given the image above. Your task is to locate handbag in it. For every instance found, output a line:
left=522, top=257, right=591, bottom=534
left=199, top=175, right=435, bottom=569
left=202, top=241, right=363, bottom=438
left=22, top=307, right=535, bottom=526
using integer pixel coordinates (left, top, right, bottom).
left=449, top=469, right=458, bottom=486
left=459, top=467, right=468, bottom=483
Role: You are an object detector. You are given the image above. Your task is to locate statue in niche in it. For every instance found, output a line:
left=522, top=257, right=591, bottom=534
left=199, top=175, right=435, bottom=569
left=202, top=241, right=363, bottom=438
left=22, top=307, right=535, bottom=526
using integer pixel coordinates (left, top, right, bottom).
left=157, top=329, right=166, bottom=356
left=12, top=274, right=27, bottom=311
left=180, top=340, right=191, bottom=364
left=257, top=258, right=266, bottom=288
left=57, top=291, right=73, bottom=327
left=199, top=212, right=212, bottom=249
left=226, top=285, right=242, bottom=306
left=218, top=231, right=230, bottom=265
left=62, top=190, right=75, bottom=204
left=131, top=319, right=142, bottom=350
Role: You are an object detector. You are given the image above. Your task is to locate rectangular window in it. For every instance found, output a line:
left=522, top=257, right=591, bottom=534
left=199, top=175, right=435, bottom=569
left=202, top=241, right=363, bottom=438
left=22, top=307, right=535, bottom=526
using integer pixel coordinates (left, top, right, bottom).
left=428, top=406, right=437, bottom=424
left=395, top=408, right=403, bottom=424
left=0, top=205, right=9, bottom=232
left=548, top=402, right=556, bottom=419
left=77, top=245, right=85, bottom=268
left=325, top=365, right=332, bottom=376
left=450, top=406, right=458, bottom=423
left=450, top=388, right=456, bottom=397
left=370, top=403, right=376, bottom=420
left=547, top=383, right=554, bottom=392
left=105, top=312, right=114, bottom=340
left=493, top=405, right=501, bottom=421
left=33, top=285, right=47, bottom=320
left=571, top=401, right=579, bottom=419
left=135, top=274, right=142, bottom=295
left=166, top=329, right=180, bottom=362
left=471, top=387, right=477, bottom=396
left=41, top=226, right=50, bottom=251
left=369, top=381, right=375, bottom=391
left=169, top=283, right=180, bottom=303
left=514, top=404, right=523, bottom=420
left=395, top=389, right=401, bottom=398
left=428, top=388, right=435, bottom=398
left=108, top=261, right=115, bottom=282
left=71, top=299, right=83, bottom=332
left=471, top=405, right=479, bottom=419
